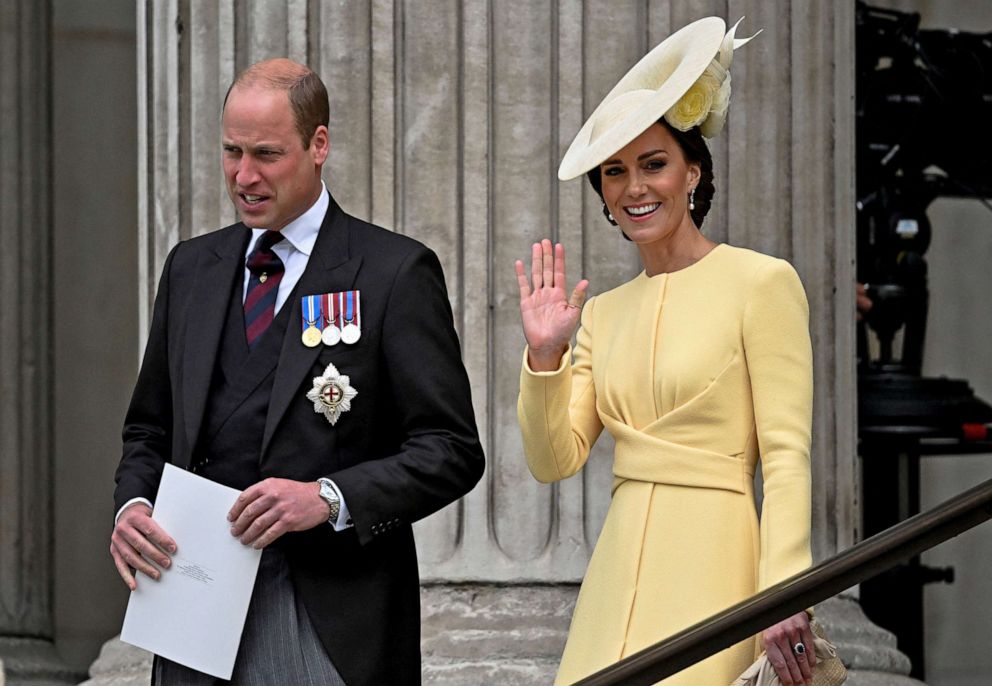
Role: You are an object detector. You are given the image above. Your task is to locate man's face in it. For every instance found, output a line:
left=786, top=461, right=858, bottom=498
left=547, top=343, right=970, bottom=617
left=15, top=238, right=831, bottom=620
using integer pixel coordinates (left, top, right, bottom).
left=221, top=85, right=329, bottom=230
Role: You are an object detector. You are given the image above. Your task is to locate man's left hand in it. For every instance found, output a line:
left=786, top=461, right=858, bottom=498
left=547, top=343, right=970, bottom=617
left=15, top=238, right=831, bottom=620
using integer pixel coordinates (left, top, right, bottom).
left=228, top=478, right=329, bottom=548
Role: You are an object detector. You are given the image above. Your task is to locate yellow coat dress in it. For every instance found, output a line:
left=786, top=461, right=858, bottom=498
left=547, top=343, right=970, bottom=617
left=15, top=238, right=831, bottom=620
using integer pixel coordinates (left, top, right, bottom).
left=517, top=244, right=813, bottom=685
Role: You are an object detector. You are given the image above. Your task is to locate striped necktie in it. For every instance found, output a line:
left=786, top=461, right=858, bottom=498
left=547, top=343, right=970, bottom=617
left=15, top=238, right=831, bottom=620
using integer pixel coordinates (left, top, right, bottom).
left=244, top=230, right=286, bottom=349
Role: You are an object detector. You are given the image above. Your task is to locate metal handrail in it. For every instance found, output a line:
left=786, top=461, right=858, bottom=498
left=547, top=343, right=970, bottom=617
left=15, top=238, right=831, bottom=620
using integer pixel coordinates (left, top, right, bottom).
left=573, top=476, right=992, bottom=686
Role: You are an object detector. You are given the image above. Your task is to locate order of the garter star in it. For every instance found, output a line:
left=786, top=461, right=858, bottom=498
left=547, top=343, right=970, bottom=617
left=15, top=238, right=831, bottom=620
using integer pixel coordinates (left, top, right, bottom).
left=307, top=363, right=357, bottom=425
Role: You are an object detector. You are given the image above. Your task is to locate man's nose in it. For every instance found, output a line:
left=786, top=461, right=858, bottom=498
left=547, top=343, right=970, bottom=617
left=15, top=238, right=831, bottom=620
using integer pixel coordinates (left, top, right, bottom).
left=235, top=158, right=260, bottom=186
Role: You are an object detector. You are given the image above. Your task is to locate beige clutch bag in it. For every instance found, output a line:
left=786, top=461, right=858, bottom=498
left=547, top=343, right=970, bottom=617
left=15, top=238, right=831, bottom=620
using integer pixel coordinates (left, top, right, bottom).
left=731, top=622, right=847, bottom=686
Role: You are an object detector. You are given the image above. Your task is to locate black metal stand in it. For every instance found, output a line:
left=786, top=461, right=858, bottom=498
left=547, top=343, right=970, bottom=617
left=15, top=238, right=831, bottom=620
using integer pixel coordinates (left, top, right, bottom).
left=859, top=428, right=992, bottom=680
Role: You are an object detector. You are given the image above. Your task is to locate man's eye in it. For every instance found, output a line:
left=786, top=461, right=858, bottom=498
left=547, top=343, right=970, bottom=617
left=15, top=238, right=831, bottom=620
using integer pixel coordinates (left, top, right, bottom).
left=223, top=146, right=240, bottom=155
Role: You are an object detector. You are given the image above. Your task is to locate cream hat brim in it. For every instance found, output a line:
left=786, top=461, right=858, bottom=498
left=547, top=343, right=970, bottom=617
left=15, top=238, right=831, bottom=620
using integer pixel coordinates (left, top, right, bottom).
left=558, top=16, right=727, bottom=181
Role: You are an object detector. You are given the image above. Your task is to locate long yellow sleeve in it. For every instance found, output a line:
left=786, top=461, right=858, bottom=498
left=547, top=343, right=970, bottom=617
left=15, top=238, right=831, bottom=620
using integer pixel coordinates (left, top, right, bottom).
left=743, top=259, right=814, bottom=590
left=517, top=297, right=604, bottom=483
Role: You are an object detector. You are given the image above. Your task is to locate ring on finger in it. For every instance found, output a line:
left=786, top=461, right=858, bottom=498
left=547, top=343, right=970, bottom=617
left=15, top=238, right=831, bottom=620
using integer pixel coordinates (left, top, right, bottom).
left=792, top=641, right=807, bottom=656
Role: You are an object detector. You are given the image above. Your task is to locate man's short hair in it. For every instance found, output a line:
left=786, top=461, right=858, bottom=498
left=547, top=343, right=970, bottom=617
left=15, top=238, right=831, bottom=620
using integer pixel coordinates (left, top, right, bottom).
left=226, top=58, right=330, bottom=150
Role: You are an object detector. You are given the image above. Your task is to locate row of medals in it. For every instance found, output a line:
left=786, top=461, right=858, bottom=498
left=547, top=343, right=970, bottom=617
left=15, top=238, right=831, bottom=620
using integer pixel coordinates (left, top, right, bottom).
left=303, top=319, right=360, bottom=348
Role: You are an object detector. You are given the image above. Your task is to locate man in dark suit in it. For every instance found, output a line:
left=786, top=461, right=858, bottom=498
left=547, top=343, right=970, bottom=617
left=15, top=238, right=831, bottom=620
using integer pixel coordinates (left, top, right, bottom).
left=109, top=58, right=484, bottom=685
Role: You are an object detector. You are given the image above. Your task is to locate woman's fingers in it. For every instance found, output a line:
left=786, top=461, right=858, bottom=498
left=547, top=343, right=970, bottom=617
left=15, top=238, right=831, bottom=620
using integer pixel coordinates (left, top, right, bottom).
left=800, top=622, right=817, bottom=669
left=530, top=242, right=543, bottom=290
left=782, top=628, right=812, bottom=684
left=766, top=640, right=804, bottom=686
left=542, top=239, right=554, bottom=290
left=763, top=612, right=817, bottom=686
left=515, top=260, right=531, bottom=300
left=521, top=240, right=588, bottom=302
left=554, top=242, right=567, bottom=289
left=568, top=279, right=589, bottom=309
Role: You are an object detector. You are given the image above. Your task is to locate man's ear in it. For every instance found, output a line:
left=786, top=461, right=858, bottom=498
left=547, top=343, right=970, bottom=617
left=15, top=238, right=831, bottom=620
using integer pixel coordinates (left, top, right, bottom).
left=311, top=125, right=330, bottom=166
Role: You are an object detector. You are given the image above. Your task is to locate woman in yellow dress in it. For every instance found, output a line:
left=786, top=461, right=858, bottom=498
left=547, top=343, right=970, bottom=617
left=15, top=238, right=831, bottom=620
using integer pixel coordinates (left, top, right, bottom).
left=515, top=17, right=817, bottom=686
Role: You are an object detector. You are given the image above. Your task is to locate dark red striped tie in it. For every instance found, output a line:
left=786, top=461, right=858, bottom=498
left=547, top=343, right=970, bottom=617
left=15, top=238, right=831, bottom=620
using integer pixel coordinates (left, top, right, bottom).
left=244, top=230, right=286, bottom=349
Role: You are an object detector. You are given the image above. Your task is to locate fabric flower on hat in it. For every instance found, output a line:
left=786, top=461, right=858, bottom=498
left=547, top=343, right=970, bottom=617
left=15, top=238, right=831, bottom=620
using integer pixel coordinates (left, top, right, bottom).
left=664, top=17, right=756, bottom=138
left=700, top=73, right=732, bottom=137
left=664, top=71, right=721, bottom=131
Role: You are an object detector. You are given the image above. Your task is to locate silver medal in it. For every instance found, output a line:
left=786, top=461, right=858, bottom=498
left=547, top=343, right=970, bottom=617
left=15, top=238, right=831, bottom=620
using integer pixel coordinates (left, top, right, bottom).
left=341, top=323, right=361, bottom=345
left=322, top=325, right=341, bottom=346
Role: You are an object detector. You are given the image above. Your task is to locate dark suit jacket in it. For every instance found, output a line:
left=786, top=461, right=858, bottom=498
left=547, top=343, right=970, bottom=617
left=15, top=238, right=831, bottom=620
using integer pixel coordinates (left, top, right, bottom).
left=114, top=193, right=485, bottom=685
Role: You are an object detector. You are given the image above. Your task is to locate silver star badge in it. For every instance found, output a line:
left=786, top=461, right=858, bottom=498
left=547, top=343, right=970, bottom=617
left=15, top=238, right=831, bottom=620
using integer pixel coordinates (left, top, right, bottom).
left=306, top=363, right=357, bottom=425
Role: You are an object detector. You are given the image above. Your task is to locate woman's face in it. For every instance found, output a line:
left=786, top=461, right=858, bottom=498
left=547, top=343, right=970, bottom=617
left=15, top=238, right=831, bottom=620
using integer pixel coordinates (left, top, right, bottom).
left=599, top=123, right=700, bottom=244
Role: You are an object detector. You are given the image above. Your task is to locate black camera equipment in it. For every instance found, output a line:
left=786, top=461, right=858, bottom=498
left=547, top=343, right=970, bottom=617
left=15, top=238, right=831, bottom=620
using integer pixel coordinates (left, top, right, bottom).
left=855, top=2, right=992, bottom=678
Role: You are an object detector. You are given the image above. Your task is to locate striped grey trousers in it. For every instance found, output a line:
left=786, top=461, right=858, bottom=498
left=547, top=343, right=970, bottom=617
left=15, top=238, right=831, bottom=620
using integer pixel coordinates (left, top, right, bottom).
left=155, top=547, right=347, bottom=685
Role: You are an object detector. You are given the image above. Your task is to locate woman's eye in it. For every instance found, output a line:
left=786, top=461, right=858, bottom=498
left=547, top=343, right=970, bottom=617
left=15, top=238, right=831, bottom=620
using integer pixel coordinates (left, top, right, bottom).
left=645, top=159, right=665, bottom=170
left=603, top=167, right=622, bottom=176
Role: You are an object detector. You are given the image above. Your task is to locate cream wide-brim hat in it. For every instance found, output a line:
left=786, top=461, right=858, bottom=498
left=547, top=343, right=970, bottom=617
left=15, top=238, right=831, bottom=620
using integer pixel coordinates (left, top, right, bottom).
left=558, top=16, right=754, bottom=181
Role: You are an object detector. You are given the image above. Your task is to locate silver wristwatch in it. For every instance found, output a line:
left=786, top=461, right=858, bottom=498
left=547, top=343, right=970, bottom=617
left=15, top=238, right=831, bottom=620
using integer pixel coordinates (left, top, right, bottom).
left=317, top=478, right=341, bottom=525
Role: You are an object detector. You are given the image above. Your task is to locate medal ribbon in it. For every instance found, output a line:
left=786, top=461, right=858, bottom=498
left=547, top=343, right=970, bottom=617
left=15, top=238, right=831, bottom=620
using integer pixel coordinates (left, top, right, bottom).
left=303, top=295, right=322, bottom=331
left=322, top=293, right=337, bottom=329
left=344, top=291, right=360, bottom=326
left=344, top=291, right=355, bottom=324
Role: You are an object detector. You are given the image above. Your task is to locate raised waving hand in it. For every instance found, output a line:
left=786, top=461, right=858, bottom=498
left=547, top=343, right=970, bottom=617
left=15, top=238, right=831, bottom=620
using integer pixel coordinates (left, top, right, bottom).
left=515, top=239, right=589, bottom=372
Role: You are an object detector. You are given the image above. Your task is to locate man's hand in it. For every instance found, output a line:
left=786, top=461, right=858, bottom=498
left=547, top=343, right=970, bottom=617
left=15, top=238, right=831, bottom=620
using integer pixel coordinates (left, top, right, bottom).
left=110, top=502, right=177, bottom=591
left=228, top=478, right=329, bottom=548
left=856, top=282, right=873, bottom=321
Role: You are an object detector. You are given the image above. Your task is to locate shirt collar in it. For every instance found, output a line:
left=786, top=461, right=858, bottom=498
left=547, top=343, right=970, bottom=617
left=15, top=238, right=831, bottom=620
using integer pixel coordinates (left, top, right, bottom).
left=250, top=181, right=328, bottom=257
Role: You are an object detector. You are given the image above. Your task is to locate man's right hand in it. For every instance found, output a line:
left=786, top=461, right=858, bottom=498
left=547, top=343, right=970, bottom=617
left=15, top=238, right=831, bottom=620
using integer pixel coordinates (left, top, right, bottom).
left=110, top=502, right=177, bottom=590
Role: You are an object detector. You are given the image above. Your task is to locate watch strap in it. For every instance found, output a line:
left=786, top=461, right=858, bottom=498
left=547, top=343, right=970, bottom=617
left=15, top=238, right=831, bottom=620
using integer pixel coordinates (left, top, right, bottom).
left=317, top=478, right=341, bottom=525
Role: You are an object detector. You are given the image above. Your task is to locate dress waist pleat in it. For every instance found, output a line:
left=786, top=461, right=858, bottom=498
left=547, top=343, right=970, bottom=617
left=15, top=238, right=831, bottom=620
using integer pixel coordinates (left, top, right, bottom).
left=607, top=419, right=753, bottom=495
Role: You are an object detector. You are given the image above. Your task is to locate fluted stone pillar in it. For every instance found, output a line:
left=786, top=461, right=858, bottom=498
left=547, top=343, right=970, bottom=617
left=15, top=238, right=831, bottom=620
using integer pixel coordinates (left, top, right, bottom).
left=0, top=2, right=75, bottom=685
left=89, top=1, right=918, bottom=684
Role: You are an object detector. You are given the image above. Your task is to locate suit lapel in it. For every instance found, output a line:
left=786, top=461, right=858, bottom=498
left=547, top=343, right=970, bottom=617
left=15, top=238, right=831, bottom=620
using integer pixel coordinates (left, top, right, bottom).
left=262, top=197, right=362, bottom=457
left=182, top=226, right=251, bottom=456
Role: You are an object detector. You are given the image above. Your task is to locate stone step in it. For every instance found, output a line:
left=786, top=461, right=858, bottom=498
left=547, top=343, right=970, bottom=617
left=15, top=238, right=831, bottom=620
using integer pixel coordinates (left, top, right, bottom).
left=0, top=639, right=79, bottom=686
left=422, top=657, right=559, bottom=686
left=77, top=639, right=151, bottom=686
left=421, top=584, right=573, bottom=661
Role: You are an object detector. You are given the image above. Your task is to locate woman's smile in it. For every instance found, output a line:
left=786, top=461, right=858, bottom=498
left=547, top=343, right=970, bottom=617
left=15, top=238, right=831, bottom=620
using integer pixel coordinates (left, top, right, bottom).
left=623, top=202, right=661, bottom=221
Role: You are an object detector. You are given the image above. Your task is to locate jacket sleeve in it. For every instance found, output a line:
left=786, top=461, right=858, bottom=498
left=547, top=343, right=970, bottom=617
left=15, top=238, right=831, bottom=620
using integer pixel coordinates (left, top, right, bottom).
left=114, top=243, right=181, bottom=512
left=742, top=259, right=814, bottom=591
left=517, top=296, right=604, bottom=483
left=328, top=246, right=485, bottom=545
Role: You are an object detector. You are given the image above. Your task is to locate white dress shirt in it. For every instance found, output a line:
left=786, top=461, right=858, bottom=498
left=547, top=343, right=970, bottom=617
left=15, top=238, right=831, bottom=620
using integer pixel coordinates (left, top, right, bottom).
left=117, top=183, right=352, bottom=531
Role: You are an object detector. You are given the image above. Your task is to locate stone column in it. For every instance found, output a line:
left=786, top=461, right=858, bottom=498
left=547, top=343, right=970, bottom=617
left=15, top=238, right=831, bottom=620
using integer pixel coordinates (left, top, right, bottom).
left=89, top=1, right=918, bottom=684
left=0, top=1, right=75, bottom=685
